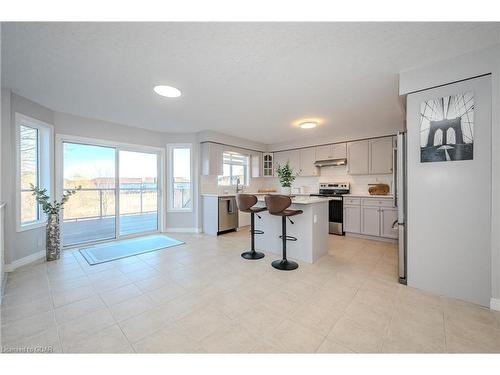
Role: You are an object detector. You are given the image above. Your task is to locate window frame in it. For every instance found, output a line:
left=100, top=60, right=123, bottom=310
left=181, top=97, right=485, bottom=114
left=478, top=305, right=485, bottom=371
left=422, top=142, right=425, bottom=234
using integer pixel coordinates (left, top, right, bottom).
left=218, top=151, right=250, bottom=186
left=15, top=113, right=54, bottom=232
left=167, top=143, right=193, bottom=213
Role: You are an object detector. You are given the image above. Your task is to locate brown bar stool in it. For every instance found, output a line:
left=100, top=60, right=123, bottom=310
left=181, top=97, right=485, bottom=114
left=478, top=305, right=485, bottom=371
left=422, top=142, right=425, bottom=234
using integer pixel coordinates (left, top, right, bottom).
left=264, top=195, right=303, bottom=271
left=236, top=194, right=266, bottom=260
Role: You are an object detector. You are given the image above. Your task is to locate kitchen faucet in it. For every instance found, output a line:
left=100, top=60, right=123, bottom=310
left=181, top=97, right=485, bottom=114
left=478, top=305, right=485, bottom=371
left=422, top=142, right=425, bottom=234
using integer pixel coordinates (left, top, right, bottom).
left=236, top=178, right=243, bottom=193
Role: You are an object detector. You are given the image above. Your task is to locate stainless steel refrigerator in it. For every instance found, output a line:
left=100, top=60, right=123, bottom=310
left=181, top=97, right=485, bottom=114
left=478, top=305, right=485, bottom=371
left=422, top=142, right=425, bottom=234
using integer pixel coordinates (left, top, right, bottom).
left=394, top=131, right=407, bottom=285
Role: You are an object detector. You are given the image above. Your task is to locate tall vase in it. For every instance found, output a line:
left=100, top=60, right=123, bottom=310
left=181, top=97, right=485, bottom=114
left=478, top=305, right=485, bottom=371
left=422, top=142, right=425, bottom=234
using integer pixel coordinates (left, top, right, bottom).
left=46, top=212, right=61, bottom=261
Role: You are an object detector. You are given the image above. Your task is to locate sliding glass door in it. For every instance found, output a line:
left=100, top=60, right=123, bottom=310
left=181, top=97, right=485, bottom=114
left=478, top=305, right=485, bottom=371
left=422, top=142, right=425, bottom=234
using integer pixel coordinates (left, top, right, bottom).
left=63, top=143, right=117, bottom=246
left=62, top=141, right=161, bottom=247
left=118, top=150, right=159, bottom=236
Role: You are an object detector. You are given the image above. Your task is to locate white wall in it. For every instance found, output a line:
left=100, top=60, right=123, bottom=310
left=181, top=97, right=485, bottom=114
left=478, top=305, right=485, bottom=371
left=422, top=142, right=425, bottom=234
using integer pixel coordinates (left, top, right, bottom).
left=198, top=130, right=267, bottom=152
left=2, top=92, right=54, bottom=265
left=399, top=43, right=500, bottom=307
left=0, top=23, right=5, bottom=294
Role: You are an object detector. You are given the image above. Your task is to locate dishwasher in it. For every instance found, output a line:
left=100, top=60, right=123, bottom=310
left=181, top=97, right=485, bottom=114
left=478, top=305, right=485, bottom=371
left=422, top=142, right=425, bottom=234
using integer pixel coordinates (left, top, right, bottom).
left=218, top=196, right=239, bottom=233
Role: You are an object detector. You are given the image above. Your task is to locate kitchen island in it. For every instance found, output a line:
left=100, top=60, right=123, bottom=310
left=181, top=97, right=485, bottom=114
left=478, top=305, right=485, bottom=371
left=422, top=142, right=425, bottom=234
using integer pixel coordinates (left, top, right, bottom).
left=252, top=196, right=330, bottom=264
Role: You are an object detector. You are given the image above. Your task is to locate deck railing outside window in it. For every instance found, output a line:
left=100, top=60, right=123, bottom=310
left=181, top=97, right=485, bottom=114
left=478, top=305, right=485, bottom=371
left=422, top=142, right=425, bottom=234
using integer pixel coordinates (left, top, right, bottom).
left=63, top=186, right=158, bottom=222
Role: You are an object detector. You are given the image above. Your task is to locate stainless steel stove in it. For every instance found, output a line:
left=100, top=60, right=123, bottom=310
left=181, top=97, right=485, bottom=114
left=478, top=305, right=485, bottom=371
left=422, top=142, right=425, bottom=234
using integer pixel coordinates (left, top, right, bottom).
left=310, top=183, right=350, bottom=235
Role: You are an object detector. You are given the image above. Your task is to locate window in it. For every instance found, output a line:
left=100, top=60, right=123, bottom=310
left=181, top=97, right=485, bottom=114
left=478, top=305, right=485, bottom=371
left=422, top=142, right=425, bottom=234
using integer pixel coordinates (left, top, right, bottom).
left=16, top=113, right=53, bottom=231
left=218, top=152, right=249, bottom=186
left=20, top=126, right=39, bottom=223
left=168, top=144, right=192, bottom=211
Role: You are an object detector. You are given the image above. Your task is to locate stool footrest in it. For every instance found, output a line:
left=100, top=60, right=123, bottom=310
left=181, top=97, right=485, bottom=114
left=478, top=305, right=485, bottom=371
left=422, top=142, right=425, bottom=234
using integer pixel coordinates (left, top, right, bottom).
left=278, top=235, right=297, bottom=241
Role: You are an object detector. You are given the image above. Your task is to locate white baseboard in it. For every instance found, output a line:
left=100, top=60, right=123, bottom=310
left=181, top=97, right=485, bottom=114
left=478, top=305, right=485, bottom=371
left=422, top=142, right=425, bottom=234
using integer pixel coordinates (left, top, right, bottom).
left=4, top=250, right=45, bottom=273
left=490, top=298, right=500, bottom=311
left=164, top=227, right=202, bottom=233
left=345, top=232, right=398, bottom=243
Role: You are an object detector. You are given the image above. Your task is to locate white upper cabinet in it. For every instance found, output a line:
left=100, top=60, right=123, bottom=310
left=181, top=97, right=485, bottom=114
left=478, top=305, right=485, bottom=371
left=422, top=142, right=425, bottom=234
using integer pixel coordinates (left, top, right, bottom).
left=262, top=153, right=274, bottom=177
left=315, top=143, right=346, bottom=161
left=347, top=140, right=369, bottom=174
left=299, top=147, right=318, bottom=176
left=347, top=137, right=393, bottom=175
left=274, top=150, right=300, bottom=175
left=369, top=137, right=394, bottom=174
left=251, top=153, right=262, bottom=178
left=332, top=143, right=347, bottom=159
left=315, top=145, right=332, bottom=160
left=201, top=142, right=223, bottom=176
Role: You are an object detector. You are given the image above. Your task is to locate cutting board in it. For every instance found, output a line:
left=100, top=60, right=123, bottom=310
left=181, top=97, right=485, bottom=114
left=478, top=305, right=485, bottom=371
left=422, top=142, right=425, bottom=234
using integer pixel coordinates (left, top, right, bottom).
left=368, top=184, right=390, bottom=195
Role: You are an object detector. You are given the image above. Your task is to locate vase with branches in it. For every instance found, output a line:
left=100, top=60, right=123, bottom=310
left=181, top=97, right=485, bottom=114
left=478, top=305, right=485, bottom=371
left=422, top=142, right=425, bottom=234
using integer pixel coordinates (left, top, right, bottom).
left=275, top=161, right=296, bottom=195
left=30, top=184, right=81, bottom=261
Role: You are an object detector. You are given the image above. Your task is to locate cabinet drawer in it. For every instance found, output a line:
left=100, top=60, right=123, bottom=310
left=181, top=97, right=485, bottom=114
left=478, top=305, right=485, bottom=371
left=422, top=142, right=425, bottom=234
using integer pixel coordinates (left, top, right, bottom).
left=361, top=198, right=394, bottom=208
left=343, top=197, right=361, bottom=206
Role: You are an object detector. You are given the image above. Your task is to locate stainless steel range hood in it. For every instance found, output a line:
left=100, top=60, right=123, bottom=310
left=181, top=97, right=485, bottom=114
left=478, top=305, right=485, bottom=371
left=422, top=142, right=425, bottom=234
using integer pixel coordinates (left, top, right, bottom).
left=314, top=158, right=347, bottom=167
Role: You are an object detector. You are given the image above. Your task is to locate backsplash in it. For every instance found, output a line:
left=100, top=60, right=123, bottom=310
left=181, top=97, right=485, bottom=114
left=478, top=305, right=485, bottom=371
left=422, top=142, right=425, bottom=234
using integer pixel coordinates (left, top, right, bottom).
left=258, top=165, right=393, bottom=195
left=200, top=175, right=267, bottom=195
left=200, top=165, right=393, bottom=195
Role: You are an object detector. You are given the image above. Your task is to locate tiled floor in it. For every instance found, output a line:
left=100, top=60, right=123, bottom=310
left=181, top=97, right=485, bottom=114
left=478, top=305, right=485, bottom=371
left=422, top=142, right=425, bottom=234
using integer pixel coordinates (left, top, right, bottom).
left=1, top=230, right=500, bottom=353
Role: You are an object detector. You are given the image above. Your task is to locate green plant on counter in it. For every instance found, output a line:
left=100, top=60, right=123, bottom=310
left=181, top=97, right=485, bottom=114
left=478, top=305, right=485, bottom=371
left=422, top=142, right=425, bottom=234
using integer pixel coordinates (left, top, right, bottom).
left=276, top=161, right=296, bottom=188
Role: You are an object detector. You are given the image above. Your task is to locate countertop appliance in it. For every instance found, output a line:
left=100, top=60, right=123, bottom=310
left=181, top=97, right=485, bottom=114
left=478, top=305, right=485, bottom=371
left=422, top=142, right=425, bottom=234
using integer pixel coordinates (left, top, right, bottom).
left=218, top=196, right=238, bottom=233
left=310, top=183, right=350, bottom=235
left=394, top=132, right=407, bottom=285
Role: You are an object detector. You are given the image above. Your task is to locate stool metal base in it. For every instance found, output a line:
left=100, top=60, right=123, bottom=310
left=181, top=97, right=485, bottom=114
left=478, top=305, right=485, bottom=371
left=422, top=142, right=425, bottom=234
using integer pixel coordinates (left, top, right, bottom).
left=271, top=259, right=298, bottom=271
left=241, top=250, right=265, bottom=260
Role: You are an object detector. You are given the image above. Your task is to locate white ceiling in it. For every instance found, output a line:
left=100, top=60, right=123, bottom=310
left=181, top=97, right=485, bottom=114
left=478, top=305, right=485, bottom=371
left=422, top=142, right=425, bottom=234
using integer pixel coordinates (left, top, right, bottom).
left=2, top=22, right=499, bottom=144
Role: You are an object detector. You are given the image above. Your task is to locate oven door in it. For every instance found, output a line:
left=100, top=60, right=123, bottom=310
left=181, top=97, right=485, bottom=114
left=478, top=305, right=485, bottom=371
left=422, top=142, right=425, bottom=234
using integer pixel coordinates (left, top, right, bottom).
left=328, top=197, right=343, bottom=235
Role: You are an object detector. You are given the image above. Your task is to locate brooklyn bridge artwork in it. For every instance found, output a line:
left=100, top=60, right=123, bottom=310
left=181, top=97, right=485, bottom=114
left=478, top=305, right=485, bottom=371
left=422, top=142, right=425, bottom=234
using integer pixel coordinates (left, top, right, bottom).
left=420, top=92, right=474, bottom=162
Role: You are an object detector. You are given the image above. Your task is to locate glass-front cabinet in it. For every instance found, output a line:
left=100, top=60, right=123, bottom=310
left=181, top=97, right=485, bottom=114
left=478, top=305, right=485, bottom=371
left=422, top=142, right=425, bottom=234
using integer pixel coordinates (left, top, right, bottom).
left=262, top=153, right=274, bottom=177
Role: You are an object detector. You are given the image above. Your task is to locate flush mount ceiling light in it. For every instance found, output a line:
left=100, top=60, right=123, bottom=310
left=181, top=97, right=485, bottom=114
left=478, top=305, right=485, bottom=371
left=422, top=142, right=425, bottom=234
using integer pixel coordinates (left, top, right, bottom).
left=153, top=85, right=182, bottom=98
left=299, top=121, right=318, bottom=129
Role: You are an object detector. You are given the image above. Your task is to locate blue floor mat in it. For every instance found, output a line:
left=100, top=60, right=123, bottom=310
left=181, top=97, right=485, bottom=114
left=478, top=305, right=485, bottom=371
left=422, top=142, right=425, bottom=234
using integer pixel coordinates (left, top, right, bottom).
left=79, top=234, right=184, bottom=265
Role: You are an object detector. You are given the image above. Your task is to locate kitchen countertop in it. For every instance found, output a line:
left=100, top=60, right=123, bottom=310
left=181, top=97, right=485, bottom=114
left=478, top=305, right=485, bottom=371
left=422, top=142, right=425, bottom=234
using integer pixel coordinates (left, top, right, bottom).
left=201, top=193, right=236, bottom=197
left=256, top=196, right=331, bottom=205
left=344, top=193, right=394, bottom=198
left=201, top=192, right=313, bottom=198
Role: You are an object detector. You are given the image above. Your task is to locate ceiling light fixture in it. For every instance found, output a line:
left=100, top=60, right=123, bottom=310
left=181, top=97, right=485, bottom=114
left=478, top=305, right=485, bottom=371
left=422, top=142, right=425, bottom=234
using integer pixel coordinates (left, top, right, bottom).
left=153, top=85, right=182, bottom=98
left=299, top=121, right=317, bottom=129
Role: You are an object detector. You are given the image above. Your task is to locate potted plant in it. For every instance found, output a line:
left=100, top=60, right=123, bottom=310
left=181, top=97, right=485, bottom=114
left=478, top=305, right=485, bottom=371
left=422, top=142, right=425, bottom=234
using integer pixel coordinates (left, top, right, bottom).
left=275, top=161, right=296, bottom=195
left=30, top=184, right=81, bottom=261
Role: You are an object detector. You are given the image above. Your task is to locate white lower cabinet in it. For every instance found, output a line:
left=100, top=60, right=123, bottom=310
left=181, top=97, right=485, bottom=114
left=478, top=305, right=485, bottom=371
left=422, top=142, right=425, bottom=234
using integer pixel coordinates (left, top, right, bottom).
left=343, top=205, right=361, bottom=234
left=343, top=197, right=398, bottom=240
left=361, top=206, right=380, bottom=236
left=380, top=207, right=398, bottom=239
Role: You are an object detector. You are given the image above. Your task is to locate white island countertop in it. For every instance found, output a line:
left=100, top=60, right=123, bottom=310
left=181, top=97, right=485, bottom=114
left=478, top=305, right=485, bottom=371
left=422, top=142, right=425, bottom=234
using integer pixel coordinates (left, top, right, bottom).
left=201, top=192, right=317, bottom=200
left=256, top=196, right=331, bottom=205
